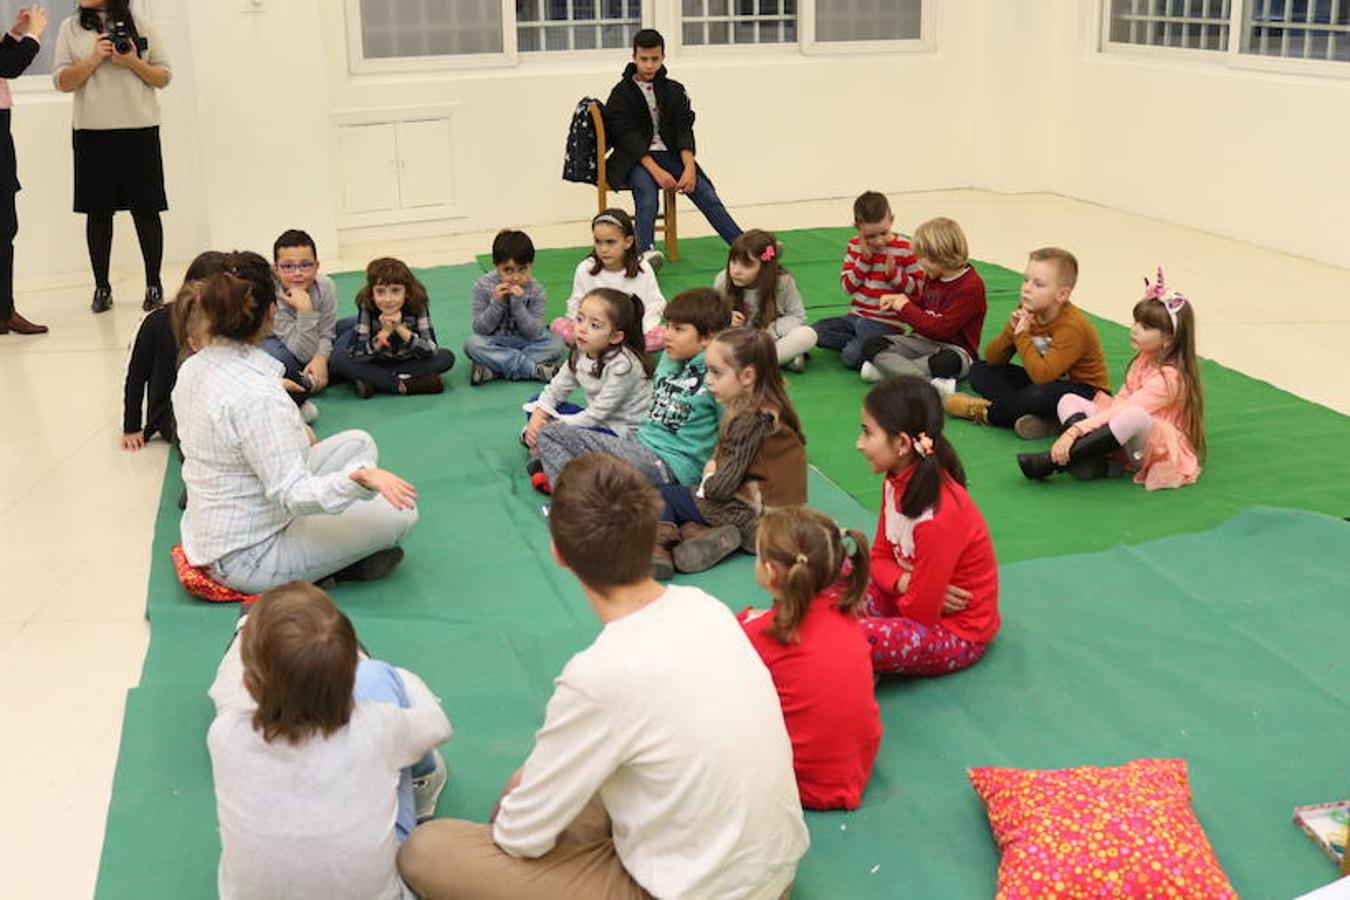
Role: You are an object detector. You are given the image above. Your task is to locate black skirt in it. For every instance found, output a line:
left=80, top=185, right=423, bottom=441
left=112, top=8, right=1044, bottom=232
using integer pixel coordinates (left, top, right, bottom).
left=72, top=126, right=168, bottom=214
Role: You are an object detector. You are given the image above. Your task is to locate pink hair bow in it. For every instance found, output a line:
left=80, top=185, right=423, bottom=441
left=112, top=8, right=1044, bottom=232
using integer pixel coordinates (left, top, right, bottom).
left=1143, top=267, right=1187, bottom=331
left=760, top=244, right=777, bottom=263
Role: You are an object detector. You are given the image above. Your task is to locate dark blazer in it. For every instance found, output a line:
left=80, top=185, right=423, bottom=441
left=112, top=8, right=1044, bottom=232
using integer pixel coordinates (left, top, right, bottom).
left=0, top=33, right=40, bottom=193
left=602, top=62, right=704, bottom=189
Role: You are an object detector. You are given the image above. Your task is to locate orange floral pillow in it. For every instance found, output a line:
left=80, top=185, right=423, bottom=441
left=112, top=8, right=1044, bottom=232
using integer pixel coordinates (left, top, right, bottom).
left=968, top=758, right=1236, bottom=899
left=170, top=544, right=258, bottom=605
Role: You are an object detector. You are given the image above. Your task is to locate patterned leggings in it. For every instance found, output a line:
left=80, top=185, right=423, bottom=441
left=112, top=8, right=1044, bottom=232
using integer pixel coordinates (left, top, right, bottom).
left=861, top=588, right=989, bottom=676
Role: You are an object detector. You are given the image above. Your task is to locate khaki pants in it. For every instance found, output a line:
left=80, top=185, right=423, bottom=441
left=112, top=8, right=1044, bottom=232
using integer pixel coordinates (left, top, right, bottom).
left=397, top=799, right=653, bottom=900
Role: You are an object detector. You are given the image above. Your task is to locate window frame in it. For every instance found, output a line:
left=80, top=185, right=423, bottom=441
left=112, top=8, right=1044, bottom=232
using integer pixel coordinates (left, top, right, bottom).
left=799, top=0, right=934, bottom=57
left=344, top=0, right=518, bottom=75
left=1097, top=0, right=1350, bottom=80
left=513, top=0, right=651, bottom=58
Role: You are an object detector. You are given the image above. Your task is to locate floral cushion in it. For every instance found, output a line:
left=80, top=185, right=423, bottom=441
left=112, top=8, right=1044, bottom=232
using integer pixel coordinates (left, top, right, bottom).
left=968, top=758, right=1236, bottom=899
left=170, top=544, right=258, bottom=605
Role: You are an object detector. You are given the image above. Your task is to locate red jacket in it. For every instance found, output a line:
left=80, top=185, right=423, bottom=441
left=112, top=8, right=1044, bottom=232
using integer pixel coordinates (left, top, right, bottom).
left=739, top=590, right=882, bottom=810
left=869, top=465, right=1001, bottom=644
left=893, top=266, right=987, bottom=360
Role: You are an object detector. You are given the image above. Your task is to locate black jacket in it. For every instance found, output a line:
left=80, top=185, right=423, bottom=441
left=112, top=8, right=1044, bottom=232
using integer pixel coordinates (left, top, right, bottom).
left=0, top=33, right=40, bottom=193
left=602, top=63, right=703, bottom=189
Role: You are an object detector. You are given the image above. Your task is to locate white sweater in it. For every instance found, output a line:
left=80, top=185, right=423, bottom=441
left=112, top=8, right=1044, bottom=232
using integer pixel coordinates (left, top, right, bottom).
left=494, top=585, right=809, bottom=899
left=53, top=12, right=171, bottom=130
left=207, top=638, right=452, bottom=900
left=535, top=346, right=652, bottom=438
left=566, top=258, right=666, bottom=334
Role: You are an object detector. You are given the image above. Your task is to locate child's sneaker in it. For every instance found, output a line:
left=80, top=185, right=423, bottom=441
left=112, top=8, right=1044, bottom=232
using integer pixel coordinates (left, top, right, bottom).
left=673, top=524, right=742, bottom=574
left=930, top=377, right=957, bottom=398
left=530, top=470, right=552, bottom=495
left=470, top=362, right=497, bottom=387
left=401, top=373, right=445, bottom=395
left=412, top=750, right=449, bottom=823
left=785, top=354, right=807, bottom=373
left=534, top=360, right=559, bottom=383
left=642, top=249, right=665, bottom=273
left=943, top=392, right=991, bottom=425
left=1013, top=414, right=1058, bottom=440
left=859, top=361, right=883, bottom=383
left=300, top=401, right=319, bottom=424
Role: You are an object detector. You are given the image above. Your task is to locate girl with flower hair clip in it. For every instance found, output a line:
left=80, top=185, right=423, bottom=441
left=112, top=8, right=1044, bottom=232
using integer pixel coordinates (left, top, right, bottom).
left=855, top=376, right=1001, bottom=676
left=1018, top=267, right=1205, bottom=490
left=714, top=229, right=817, bottom=371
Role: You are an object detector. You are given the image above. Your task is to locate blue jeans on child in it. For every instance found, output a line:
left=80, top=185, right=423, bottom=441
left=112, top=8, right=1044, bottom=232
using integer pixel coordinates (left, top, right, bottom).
left=354, top=659, right=438, bottom=841
left=812, top=314, right=900, bottom=370
left=261, top=336, right=310, bottom=405
left=628, top=151, right=742, bottom=252
left=464, top=333, right=565, bottom=381
left=658, top=484, right=708, bottom=525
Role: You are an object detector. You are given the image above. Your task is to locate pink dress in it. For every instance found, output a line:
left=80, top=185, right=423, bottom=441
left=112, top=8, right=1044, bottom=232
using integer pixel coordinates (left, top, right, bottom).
left=1076, top=357, right=1201, bottom=490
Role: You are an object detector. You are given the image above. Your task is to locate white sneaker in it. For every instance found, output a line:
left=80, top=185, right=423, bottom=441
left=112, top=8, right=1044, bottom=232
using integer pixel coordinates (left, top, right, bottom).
left=300, top=401, right=319, bottom=424
left=642, top=249, right=665, bottom=273
left=785, top=354, right=807, bottom=373
left=930, top=377, right=957, bottom=397
left=412, top=749, right=449, bottom=823
left=860, top=361, right=883, bottom=383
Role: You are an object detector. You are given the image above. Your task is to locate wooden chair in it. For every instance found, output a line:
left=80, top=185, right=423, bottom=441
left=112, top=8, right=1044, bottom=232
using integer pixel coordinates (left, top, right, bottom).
left=589, top=100, right=678, bottom=263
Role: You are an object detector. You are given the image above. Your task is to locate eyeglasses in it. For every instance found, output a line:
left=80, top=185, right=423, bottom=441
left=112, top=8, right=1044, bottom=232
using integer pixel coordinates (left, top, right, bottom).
left=277, top=261, right=317, bottom=273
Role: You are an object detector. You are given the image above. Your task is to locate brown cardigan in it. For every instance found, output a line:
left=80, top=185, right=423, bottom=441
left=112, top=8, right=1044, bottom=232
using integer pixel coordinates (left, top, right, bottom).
left=695, top=409, right=807, bottom=546
left=982, top=301, right=1111, bottom=392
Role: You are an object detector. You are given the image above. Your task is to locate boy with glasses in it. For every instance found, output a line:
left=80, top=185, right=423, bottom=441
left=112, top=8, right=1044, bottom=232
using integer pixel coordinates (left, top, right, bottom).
left=270, top=228, right=338, bottom=420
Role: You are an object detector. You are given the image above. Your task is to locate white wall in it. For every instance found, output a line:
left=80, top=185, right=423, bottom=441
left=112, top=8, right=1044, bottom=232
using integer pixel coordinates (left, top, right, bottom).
left=9, top=0, right=1350, bottom=288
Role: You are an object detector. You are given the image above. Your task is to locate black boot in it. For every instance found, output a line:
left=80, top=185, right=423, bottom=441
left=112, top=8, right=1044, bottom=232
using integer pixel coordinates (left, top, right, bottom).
left=142, top=285, right=163, bottom=312
left=91, top=285, right=113, bottom=313
left=1018, top=425, right=1121, bottom=481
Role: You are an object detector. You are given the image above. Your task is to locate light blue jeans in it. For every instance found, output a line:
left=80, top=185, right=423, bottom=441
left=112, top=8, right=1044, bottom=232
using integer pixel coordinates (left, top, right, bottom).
left=354, top=659, right=438, bottom=840
left=213, top=430, right=418, bottom=593
left=463, top=333, right=565, bottom=381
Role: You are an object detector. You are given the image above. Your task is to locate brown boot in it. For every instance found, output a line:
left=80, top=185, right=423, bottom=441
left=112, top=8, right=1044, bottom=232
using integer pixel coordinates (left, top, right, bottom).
left=943, top=392, right=991, bottom=424
left=673, top=524, right=742, bottom=574
left=3, top=312, right=48, bottom=335
left=401, top=373, right=444, bottom=395
left=652, top=521, right=680, bottom=581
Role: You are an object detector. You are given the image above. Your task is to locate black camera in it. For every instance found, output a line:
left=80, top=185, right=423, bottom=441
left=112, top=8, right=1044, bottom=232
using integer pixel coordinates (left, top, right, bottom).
left=108, top=20, right=147, bottom=56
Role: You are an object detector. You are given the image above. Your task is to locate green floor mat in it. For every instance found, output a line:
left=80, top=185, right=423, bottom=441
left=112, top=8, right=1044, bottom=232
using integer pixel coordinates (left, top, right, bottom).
left=479, top=229, right=1350, bottom=561
left=96, top=247, right=1350, bottom=898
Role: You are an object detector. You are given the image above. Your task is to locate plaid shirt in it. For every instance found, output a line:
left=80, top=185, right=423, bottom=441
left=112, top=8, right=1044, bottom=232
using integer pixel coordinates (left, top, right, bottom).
left=172, top=342, right=375, bottom=565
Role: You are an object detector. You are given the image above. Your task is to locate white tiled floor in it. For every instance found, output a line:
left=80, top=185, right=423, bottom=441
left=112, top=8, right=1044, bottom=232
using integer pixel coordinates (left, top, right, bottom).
left=1, top=190, right=1347, bottom=898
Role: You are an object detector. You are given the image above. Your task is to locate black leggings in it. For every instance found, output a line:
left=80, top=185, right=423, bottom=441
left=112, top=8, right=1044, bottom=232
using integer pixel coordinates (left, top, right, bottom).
left=86, top=209, right=162, bottom=290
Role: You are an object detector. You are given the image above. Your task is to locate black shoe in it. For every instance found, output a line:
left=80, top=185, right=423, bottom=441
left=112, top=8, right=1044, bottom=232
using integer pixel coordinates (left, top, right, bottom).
left=177, top=487, right=188, bottom=511
left=353, top=379, right=375, bottom=400
left=1018, top=425, right=1122, bottom=481
left=91, top=286, right=113, bottom=314
left=328, top=547, right=405, bottom=583
left=142, top=285, right=163, bottom=312
left=525, top=457, right=544, bottom=477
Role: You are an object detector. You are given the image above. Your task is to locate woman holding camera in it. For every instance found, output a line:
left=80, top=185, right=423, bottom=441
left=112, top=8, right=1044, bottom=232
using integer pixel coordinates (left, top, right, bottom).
left=53, top=0, right=170, bottom=313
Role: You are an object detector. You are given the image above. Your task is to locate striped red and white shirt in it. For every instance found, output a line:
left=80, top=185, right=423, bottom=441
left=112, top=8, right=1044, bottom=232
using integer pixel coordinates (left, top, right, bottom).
left=839, top=236, right=926, bottom=325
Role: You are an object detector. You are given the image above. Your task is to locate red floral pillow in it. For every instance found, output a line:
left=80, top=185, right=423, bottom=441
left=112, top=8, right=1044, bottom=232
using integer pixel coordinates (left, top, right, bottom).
left=968, top=758, right=1236, bottom=899
left=170, top=544, right=258, bottom=605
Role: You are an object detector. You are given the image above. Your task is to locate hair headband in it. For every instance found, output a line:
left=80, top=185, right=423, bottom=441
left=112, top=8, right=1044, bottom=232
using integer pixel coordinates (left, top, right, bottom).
left=1143, top=267, right=1187, bottom=333
left=593, top=214, right=625, bottom=229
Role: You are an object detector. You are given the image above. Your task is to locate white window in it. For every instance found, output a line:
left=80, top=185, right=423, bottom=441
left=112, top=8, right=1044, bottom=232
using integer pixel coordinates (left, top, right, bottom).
left=1105, top=0, right=1233, bottom=52
left=516, top=0, right=644, bottom=52
left=349, top=0, right=511, bottom=72
left=814, top=0, right=923, bottom=43
left=1243, top=0, right=1350, bottom=61
left=680, top=0, right=797, bottom=47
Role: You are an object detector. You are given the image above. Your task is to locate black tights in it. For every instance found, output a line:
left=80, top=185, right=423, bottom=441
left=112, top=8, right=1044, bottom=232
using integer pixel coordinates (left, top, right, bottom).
left=86, top=210, right=163, bottom=291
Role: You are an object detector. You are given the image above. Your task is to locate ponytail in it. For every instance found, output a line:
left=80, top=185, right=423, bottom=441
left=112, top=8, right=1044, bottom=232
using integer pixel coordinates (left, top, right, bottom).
left=863, top=377, right=966, bottom=518
left=199, top=251, right=275, bottom=344
left=757, top=508, right=871, bottom=645
left=899, top=432, right=964, bottom=519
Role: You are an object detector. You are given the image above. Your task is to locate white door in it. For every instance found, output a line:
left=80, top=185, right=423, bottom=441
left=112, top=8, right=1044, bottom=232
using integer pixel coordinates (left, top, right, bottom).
left=395, top=118, right=455, bottom=210
left=337, top=122, right=401, bottom=214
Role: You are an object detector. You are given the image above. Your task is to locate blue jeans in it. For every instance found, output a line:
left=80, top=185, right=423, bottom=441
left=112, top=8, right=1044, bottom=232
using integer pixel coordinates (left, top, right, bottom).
left=628, top=151, right=742, bottom=252
left=261, top=336, right=309, bottom=405
left=658, top=483, right=708, bottom=525
left=354, top=659, right=437, bottom=842
left=968, top=361, right=1102, bottom=429
left=812, top=314, right=901, bottom=370
left=464, top=333, right=565, bottom=381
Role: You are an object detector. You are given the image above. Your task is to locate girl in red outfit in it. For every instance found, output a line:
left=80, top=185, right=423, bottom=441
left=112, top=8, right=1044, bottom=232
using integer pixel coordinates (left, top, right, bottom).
left=856, top=376, right=1001, bottom=676
left=738, top=506, right=881, bottom=810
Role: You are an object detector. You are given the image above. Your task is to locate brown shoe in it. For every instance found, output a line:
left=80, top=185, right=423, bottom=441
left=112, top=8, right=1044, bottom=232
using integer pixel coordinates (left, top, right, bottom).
left=4, top=311, right=48, bottom=335
left=943, top=392, right=991, bottom=425
left=652, top=521, right=680, bottom=581
left=1013, top=414, right=1059, bottom=440
left=673, top=524, right=742, bottom=574
left=401, top=373, right=444, bottom=395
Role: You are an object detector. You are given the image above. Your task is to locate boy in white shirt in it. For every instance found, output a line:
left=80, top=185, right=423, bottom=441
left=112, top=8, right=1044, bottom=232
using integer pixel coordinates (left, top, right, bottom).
left=398, top=454, right=809, bottom=900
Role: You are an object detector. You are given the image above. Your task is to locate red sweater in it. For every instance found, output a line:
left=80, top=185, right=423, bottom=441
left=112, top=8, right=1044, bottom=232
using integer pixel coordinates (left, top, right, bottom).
left=840, top=235, right=926, bottom=326
left=869, top=466, right=1001, bottom=644
left=739, top=591, right=882, bottom=810
left=893, top=266, right=987, bottom=360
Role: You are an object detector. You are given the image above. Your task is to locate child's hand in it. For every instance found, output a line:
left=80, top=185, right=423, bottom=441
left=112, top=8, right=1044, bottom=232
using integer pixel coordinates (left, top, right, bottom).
left=943, top=584, right=972, bottom=613
left=1049, top=430, right=1076, bottom=466
left=281, top=377, right=307, bottom=394
left=854, top=238, right=873, bottom=262
left=702, top=458, right=717, bottom=478
left=1011, top=308, right=1031, bottom=336
left=281, top=286, right=313, bottom=313
left=301, top=356, right=329, bottom=393
left=493, top=282, right=513, bottom=301
left=524, top=409, right=552, bottom=448
left=121, top=430, right=146, bottom=452
left=676, top=166, right=697, bottom=195
left=879, top=293, right=908, bottom=312
left=378, top=313, right=400, bottom=334
left=652, top=168, right=678, bottom=191
left=351, top=467, right=418, bottom=510
left=730, top=309, right=746, bottom=327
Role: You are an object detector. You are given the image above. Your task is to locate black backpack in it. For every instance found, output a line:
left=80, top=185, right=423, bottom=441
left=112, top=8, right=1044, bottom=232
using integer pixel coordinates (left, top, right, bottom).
left=562, top=96, right=602, bottom=185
